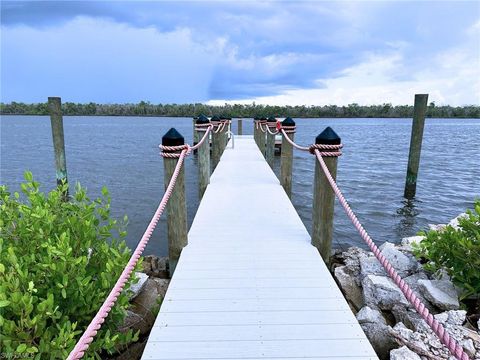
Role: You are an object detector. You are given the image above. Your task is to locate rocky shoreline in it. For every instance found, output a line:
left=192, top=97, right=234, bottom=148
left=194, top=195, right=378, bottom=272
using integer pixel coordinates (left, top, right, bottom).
left=330, top=213, right=479, bottom=359
left=115, top=214, right=479, bottom=360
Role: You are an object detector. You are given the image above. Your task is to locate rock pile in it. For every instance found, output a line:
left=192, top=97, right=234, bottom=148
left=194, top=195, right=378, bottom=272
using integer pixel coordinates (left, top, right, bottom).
left=331, top=214, right=479, bottom=360
left=114, top=256, right=170, bottom=360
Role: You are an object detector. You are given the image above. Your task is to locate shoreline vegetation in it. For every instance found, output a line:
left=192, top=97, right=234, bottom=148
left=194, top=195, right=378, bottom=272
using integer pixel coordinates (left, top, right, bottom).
left=1, top=101, right=479, bottom=118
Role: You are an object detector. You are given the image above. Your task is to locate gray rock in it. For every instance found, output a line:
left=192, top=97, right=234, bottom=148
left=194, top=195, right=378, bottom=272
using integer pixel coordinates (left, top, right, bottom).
left=418, top=279, right=460, bottom=310
left=390, top=346, right=422, bottom=360
left=128, top=272, right=149, bottom=300
left=428, top=224, right=446, bottom=231
left=123, top=278, right=170, bottom=335
left=341, top=247, right=369, bottom=280
left=362, top=275, right=409, bottom=310
left=392, top=306, right=430, bottom=333
left=403, top=272, right=436, bottom=312
left=143, top=255, right=169, bottom=278
left=448, top=213, right=468, bottom=229
left=334, top=265, right=364, bottom=310
left=361, top=323, right=397, bottom=360
left=460, top=339, right=476, bottom=358
left=400, top=235, right=425, bottom=250
left=434, top=310, right=467, bottom=326
left=393, top=322, right=414, bottom=339
left=356, top=306, right=386, bottom=325
left=378, top=242, right=418, bottom=277
left=359, top=256, right=386, bottom=280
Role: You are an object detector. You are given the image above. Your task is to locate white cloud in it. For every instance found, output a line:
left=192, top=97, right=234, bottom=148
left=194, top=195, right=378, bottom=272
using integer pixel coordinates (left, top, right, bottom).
left=209, top=28, right=480, bottom=106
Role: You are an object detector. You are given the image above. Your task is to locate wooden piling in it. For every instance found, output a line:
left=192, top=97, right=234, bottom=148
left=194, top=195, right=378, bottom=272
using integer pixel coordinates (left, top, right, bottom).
left=265, top=116, right=276, bottom=168
left=211, top=115, right=222, bottom=170
left=404, top=94, right=428, bottom=199
left=312, top=127, right=340, bottom=264
left=196, top=115, right=211, bottom=199
left=192, top=118, right=199, bottom=146
left=162, top=128, right=188, bottom=276
left=259, top=117, right=267, bottom=157
left=48, top=97, right=69, bottom=198
left=280, top=117, right=295, bottom=198
left=253, top=118, right=260, bottom=148
left=238, top=119, right=243, bottom=135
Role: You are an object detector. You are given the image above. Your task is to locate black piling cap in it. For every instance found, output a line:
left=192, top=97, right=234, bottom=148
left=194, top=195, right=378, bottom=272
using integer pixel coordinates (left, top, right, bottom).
left=260, top=116, right=268, bottom=121
left=196, top=114, right=210, bottom=124
left=253, top=116, right=260, bottom=120
left=220, top=115, right=232, bottom=120
left=282, top=117, right=295, bottom=126
left=211, top=115, right=221, bottom=122
left=315, top=126, right=341, bottom=145
left=162, top=128, right=185, bottom=146
left=267, top=116, right=277, bottom=122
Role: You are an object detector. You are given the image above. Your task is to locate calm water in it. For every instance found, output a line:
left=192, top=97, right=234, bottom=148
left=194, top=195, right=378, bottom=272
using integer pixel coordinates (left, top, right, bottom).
left=1, top=116, right=479, bottom=255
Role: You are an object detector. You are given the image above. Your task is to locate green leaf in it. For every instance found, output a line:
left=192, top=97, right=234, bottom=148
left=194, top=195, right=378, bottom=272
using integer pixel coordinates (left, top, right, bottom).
left=16, top=343, right=27, bottom=353
left=0, top=300, right=11, bottom=308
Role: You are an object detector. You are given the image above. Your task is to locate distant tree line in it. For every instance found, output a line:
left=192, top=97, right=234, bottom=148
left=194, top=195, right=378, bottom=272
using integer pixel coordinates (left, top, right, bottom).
left=1, top=101, right=479, bottom=118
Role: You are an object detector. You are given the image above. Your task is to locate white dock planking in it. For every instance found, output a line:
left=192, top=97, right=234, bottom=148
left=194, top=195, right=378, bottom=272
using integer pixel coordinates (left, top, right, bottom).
left=142, top=136, right=378, bottom=360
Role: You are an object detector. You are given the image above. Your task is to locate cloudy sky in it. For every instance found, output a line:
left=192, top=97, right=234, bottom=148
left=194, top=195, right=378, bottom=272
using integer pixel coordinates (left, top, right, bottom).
left=1, top=1, right=479, bottom=106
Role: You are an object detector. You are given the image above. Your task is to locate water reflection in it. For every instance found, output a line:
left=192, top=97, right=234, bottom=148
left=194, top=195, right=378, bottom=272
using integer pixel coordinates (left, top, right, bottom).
left=395, top=198, right=421, bottom=239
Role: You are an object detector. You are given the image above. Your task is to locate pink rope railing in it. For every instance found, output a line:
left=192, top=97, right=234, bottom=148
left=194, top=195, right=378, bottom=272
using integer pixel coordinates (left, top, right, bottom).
left=67, top=127, right=213, bottom=360
left=276, top=124, right=470, bottom=360
left=312, top=148, right=470, bottom=360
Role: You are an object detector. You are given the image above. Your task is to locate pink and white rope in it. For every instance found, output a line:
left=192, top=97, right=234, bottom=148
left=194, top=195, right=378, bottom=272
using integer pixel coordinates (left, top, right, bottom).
left=313, top=149, right=471, bottom=360
left=265, top=123, right=279, bottom=135
left=67, top=148, right=189, bottom=360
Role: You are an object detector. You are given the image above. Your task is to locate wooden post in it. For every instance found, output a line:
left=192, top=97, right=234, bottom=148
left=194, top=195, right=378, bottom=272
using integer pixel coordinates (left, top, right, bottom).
left=312, top=127, right=340, bottom=264
left=280, top=117, right=295, bottom=197
left=196, top=115, right=211, bottom=199
left=404, top=94, right=428, bottom=199
left=162, top=128, right=188, bottom=276
left=238, top=119, right=243, bottom=135
left=192, top=118, right=199, bottom=147
left=48, top=97, right=69, bottom=198
left=265, top=116, right=276, bottom=168
left=253, top=118, right=260, bottom=148
left=220, top=117, right=230, bottom=150
left=259, top=118, right=267, bottom=157
left=211, top=115, right=222, bottom=170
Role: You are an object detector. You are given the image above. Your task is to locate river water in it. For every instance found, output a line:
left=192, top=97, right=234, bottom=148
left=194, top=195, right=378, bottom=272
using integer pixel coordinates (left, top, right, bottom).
left=1, top=116, right=479, bottom=255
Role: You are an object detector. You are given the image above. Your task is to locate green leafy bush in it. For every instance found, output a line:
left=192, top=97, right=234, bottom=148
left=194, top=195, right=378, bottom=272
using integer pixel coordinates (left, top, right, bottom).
left=413, top=200, right=480, bottom=299
left=0, top=172, right=139, bottom=359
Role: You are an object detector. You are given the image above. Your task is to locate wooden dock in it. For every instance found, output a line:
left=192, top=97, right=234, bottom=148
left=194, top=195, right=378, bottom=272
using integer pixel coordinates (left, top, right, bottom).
left=142, top=135, right=378, bottom=360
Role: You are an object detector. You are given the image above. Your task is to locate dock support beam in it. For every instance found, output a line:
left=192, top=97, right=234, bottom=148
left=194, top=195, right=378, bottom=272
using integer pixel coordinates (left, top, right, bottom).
left=312, top=127, right=340, bottom=264
left=162, top=128, right=188, bottom=277
left=265, top=116, right=276, bottom=168
left=237, top=119, right=243, bottom=135
left=280, top=117, right=295, bottom=198
left=196, top=115, right=211, bottom=199
left=404, top=94, right=428, bottom=199
left=48, top=97, right=69, bottom=199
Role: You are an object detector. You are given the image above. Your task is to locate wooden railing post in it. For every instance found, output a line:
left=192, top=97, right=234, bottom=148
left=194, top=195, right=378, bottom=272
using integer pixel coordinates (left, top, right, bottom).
left=192, top=117, right=199, bottom=147
left=253, top=118, right=260, bottom=148
left=259, top=117, right=267, bottom=157
left=211, top=115, right=222, bottom=170
left=237, top=119, right=243, bottom=135
left=265, top=116, right=277, bottom=168
left=48, top=97, right=69, bottom=199
left=220, top=116, right=230, bottom=150
left=196, top=114, right=211, bottom=199
left=404, top=94, right=428, bottom=199
left=162, top=128, right=188, bottom=276
left=312, top=127, right=340, bottom=264
left=280, top=117, right=295, bottom=197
